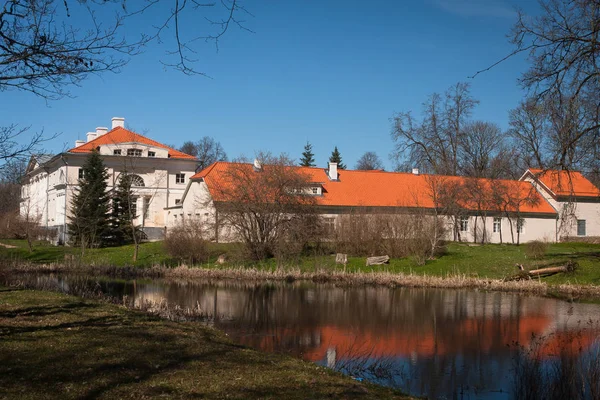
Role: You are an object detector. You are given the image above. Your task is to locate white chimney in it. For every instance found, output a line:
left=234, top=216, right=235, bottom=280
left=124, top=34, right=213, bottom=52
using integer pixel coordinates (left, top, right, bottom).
left=111, top=117, right=125, bottom=129
left=75, top=139, right=85, bottom=147
left=96, top=126, right=108, bottom=136
left=412, top=168, right=419, bottom=175
left=86, top=132, right=97, bottom=142
left=328, top=162, right=338, bottom=181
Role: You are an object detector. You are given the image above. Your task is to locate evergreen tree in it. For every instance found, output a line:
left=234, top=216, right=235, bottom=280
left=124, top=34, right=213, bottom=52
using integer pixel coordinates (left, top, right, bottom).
left=107, top=173, right=139, bottom=246
left=329, top=146, right=346, bottom=169
left=299, top=141, right=316, bottom=167
left=68, top=150, right=110, bottom=248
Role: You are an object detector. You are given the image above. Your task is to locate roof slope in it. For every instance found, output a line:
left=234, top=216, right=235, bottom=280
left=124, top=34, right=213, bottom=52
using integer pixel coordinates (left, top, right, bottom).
left=192, top=162, right=557, bottom=215
left=526, top=169, right=600, bottom=197
left=68, top=126, right=195, bottom=160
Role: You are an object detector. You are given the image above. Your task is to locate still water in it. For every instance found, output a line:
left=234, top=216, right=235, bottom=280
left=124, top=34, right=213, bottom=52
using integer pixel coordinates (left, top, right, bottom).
left=11, top=275, right=600, bottom=399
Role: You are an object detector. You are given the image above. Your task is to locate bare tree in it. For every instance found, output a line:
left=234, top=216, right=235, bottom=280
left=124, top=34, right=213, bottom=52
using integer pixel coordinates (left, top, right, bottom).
left=476, top=0, right=600, bottom=173
left=355, top=151, right=384, bottom=170
left=508, top=98, right=549, bottom=170
left=459, top=121, right=511, bottom=179
left=1, top=0, right=250, bottom=168
left=179, top=137, right=228, bottom=170
left=206, top=153, right=318, bottom=260
left=391, top=82, right=478, bottom=175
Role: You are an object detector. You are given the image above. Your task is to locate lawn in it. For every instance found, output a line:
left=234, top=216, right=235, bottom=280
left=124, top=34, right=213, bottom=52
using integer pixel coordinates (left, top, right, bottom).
left=1, top=239, right=599, bottom=286
left=0, top=287, right=408, bottom=399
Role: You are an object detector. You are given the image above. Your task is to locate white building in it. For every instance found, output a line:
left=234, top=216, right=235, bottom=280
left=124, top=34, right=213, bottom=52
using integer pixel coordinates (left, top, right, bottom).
left=175, top=161, right=600, bottom=244
left=20, top=117, right=197, bottom=243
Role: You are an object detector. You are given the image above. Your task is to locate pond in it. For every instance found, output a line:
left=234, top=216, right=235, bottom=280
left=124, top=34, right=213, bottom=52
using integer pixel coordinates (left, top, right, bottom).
left=5, top=274, right=600, bottom=399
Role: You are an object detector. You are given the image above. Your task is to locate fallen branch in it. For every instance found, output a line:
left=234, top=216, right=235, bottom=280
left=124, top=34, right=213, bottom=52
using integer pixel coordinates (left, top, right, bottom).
left=504, top=261, right=578, bottom=281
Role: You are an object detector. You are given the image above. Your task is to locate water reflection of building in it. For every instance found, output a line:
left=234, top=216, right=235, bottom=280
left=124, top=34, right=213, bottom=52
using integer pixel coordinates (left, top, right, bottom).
left=129, top=282, right=600, bottom=360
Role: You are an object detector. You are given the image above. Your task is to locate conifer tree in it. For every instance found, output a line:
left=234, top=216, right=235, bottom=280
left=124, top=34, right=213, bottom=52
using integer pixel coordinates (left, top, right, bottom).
left=329, top=146, right=346, bottom=169
left=299, top=141, right=316, bottom=167
left=68, top=150, right=110, bottom=249
left=107, top=173, right=139, bottom=246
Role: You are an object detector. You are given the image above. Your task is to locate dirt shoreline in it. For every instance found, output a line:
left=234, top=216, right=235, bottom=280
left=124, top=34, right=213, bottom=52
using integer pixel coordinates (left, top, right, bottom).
left=3, top=261, right=600, bottom=300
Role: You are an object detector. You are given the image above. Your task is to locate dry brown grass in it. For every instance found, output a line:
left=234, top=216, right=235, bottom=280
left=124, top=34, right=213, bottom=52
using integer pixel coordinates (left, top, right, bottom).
left=5, top=261, right=600, bottom=299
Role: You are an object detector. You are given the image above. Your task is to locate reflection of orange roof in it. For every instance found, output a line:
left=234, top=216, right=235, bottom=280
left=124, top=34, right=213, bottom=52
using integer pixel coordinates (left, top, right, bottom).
left=536, top=329, right=599, bottom=358
left=68, top=127, right=196, bottom=160
left=192, top=162, right=556, bottom=215
left=527, top=169, right=600, bottom=197
left=300, top=315, right=552, bottom=361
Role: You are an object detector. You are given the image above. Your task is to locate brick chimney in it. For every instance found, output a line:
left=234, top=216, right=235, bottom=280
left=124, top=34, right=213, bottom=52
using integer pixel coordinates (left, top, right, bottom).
left=111, top=117, right=125, bottom=129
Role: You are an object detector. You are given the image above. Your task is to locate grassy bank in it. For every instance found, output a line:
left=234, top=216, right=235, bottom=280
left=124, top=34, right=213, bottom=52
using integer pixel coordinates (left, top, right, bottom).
left=0, top=287, right=408, bottom=399
left=1, top=239, right=599, bottom=286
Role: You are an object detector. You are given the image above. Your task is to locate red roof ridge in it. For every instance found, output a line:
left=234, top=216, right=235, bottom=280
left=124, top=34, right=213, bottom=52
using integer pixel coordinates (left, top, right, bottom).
left=68, top=126, right=196, bottom=160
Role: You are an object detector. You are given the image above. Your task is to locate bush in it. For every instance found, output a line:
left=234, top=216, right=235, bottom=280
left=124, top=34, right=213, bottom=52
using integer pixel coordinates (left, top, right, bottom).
left=525, top=240, right=549, bottom=259
left=334, top=212, right=446, bottom=264
left=164, top=219, right=209, bottom=264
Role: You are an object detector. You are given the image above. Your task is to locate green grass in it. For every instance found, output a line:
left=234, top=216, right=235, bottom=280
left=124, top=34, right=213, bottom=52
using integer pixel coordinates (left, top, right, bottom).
left=0, top=287, right=409, bottom=399
left=1, top=239, right=599, bottom=286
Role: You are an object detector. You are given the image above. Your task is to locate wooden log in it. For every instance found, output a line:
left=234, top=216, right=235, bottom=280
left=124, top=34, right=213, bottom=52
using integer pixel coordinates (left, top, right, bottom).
left=528, top=266, right=568, bottom=277
left=366, top=255, right=390, bottom=266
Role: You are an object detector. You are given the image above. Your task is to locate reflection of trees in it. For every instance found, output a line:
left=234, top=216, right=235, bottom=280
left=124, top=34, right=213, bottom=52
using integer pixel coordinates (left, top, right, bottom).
left=11, top=274, right=600, bottom=399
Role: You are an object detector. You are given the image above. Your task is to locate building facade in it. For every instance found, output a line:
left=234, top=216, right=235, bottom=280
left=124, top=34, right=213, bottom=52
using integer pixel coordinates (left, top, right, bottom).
left=176, top=162, right=600, bottom=244
left=20, top=117, right=197, bottom=243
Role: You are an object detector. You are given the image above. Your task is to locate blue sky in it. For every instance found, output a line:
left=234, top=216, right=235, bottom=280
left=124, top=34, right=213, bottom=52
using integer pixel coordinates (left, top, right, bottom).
left=1, top=0, right=540, bottom=170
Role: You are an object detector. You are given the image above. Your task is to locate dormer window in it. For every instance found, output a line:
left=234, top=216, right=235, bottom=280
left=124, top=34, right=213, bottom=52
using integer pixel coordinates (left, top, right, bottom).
left=148, top=151, right=155, bottom=157
left=127, top=149, right=142, bottom=157
left=312, top=187, right=318, bottom=194
left=113, top=149, right=121, bottom=155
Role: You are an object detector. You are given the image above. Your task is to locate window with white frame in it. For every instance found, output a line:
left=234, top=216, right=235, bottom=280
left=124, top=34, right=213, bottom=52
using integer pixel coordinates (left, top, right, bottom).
left=577, top=220, right=586, bottom=236
left=517, top=218, right=525, bottom=234
left=459, top=216, right=469, bottom=232
left=113, top=149, right=121, bottom=155
left=175, top=173, right=185, bottom=184
left=127, top=148, right=142, bottom=157
left=493, top=217, right=501, bottom=233
left=148, top=151, right=156, bottom=157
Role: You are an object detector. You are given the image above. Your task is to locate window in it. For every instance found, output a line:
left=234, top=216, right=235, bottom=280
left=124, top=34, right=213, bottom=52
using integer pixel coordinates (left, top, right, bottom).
left=176, top=173, right=185, bottom=184
left=127, top=174, right=145, bottom=187
left=148, top=151, right=155, bottom=157
left=323, top=217, right=336, bottom=237
left=127, top=148, right=142, bottom=157
left=493, top=217, right=501, bottom=233
left=195, top=213, right=200, bottom=219
left=143, top=197, right=150, bottom=220
left=175, top=199, right=181, bottom=205
left=312, top=187, right=319, bottom=194
left=78, top=168, right=84, bottom=179
left=174, top=214, right=177, bottom=221
left=577, top=220, right=586, bottom=236
left=517, top=218, right=525, bottom=234
left=459, top=216, right=469, bottom=232
left=131, top=198, right=138, bottom=219
left=113, top=149, right=121, bottom=155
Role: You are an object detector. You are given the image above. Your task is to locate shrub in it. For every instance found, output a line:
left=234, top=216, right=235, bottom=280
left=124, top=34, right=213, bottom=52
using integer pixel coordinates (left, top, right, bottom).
left=526, top=240, right=549, bottom=259
left=334, top=212, right=446, bottom=264
left=164, top=219, right=209, bottom=264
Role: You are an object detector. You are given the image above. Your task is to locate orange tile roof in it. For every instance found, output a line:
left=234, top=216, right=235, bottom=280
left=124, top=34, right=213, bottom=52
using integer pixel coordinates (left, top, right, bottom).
left=192, top=162, right=557, bottom=215
left=526, top=169, right=600, bottom=197
left=68, top=126, right=196, bottom=160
